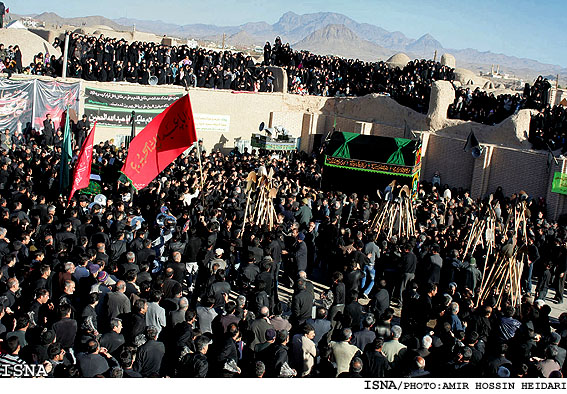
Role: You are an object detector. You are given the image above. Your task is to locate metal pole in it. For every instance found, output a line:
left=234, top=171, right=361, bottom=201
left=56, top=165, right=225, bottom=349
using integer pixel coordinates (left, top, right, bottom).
left=130, top=111, right=136, bottom=138
left=62, top=32, right=70, bottom=79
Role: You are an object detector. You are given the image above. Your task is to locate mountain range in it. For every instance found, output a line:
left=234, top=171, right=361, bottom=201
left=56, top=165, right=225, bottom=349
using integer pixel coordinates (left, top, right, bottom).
left=14, top=11, right=567, bottom=80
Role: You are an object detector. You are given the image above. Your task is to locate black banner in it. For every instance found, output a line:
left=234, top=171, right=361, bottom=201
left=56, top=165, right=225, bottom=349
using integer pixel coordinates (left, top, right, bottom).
left=33, top=80, right=80, bottom=131
left=0, top=79, right=80, bottom=133
left=0, top=79, right=34, bottom=132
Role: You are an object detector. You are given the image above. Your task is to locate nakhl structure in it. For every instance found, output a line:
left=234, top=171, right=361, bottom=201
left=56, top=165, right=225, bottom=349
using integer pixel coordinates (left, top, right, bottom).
left=322, top=131, right=422, bottom=198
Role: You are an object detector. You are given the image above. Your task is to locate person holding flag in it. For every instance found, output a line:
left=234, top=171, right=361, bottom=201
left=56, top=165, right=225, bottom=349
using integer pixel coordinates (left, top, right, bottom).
left=68, top=122, right=97, bottom=203
left=59, top=107, right=73, bottom=194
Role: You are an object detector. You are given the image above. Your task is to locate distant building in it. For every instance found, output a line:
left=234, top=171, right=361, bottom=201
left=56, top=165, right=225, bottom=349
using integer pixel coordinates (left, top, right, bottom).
left=187, top=39, right=198, bottom=48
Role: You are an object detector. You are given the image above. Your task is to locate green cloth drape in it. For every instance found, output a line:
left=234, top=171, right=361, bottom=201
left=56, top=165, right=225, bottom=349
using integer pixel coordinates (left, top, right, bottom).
left=332, top=132, right=359, bottom=158
left=386, top=138, right=411, bottom=165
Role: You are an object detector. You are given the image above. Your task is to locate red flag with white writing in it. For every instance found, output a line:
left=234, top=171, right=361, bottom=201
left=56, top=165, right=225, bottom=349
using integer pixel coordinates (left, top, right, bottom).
left=121, top=94, right=197, bottom=190
left=69, top=122, right=96, bottom=203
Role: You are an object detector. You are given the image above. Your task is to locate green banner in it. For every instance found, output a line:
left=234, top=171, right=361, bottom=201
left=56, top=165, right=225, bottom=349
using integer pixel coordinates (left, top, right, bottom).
left=84, top=87, right=183, bottom=129
left=552, top=172, right=567, bottom=195
left=387, top=138, right=412, bottom=165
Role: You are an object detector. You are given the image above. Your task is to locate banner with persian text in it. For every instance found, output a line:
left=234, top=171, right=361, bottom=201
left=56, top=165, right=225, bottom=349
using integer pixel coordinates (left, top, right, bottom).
left=84, top=87, right=184, bottom=129
left=84, top=87, right=230, bottom=134
left=552, top=172, right=567, bottom=195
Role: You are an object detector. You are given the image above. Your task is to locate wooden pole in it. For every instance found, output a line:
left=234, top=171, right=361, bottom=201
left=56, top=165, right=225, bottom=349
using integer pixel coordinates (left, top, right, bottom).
left=240, top=189, right=252, bottom=238
left=495, top=260, right=512, bottom=308
left=197, top=144, right=205, bottom=206
left=476, top=243, right=491, bottom=307
left=398, top=200, right=404, bottom=238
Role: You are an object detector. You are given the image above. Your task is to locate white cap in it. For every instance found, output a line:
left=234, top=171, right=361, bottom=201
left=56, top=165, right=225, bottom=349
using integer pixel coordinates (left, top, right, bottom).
left=215, top=248, right=224, bottom=256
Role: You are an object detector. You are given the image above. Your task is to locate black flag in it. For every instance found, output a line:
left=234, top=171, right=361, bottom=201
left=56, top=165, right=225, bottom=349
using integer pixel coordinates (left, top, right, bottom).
left=125, top=111, right=136, bottom=148
left=130, top=110, right=136, bottom=139
left=547, top=144, right=558, bottom=169
left=404, top=120, right=418, bottom=140
left=404, top=121, right=412, bottom=139
left=464, top=130, right=480, bottom=152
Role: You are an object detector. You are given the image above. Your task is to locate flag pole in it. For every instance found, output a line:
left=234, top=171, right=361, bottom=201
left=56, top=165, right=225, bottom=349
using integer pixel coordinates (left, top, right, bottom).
left=184, top=82, right=205, bottom=207
left=197, top=141, right=205, bottom=206
left=129, top=111, right=136, bottom=205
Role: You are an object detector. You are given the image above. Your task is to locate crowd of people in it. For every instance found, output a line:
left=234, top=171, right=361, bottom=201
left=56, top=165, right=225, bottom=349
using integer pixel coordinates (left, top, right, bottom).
left=447, top=75, right=567, bottom=153
left=448, top=76, right=553, bottom=126
left=3, top=33, right=278, bottom=93
left=4, top=30, right=566, bottom=152
left=0, top=43, right=23, bottom=76
left=3, top=32, right=454, bottom=115
left=529, top=103, right=567, bottom=152
left=447, top=87, right=525, bottom=126
left=0, top=111, right=565, bottom=379
left=266, top=37, right=455, bottom=113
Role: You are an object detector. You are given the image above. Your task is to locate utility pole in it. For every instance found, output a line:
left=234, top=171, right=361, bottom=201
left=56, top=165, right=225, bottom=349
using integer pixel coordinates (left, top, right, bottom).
left=556, top=74, right=560, bottom=106
left=433, top=50, right=437, bottom=62
left=62, top=32, right=70, bottom=79
left=222, top=33, right=226, bottom=50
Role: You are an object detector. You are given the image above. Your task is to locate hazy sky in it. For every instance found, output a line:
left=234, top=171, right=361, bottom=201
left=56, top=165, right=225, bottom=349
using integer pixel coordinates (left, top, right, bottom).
left=12, top=0, right=567, bottom=67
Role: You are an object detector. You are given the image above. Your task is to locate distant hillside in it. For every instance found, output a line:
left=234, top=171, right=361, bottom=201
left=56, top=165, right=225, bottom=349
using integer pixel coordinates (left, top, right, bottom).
left=113, top=17, right=183, bottom=35
left=34, top=12, right=126, bottom=30
left=119, top=11, right=567, bottom=77
left=293, top=24, right=393, bottom=62
left=226, top=30, right=263, bottom=47
left=406, top=34, right=444, bottom=58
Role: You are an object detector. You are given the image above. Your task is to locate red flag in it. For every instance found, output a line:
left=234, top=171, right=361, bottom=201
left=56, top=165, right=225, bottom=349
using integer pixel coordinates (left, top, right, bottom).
left=5, top=8, right=8, bottom=14
left=121, top=94, right=197, bottom=190
left=69, top=122, right=96, bottom=203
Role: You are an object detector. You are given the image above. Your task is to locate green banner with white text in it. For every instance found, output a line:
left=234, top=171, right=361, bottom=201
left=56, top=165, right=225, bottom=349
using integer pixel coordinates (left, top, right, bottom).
left=84, top=87, right=183, bottom=129
left=552, top=172, right=567, bottom=195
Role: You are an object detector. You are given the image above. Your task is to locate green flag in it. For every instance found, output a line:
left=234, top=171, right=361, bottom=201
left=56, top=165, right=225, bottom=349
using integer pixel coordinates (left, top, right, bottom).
left=59, top=108, right=72, bottom=192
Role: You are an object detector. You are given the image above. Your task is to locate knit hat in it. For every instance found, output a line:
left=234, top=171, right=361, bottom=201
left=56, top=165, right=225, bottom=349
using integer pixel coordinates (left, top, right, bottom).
left=265, top=328, right=276, bottom=341
left=97, top=271, right=109, bottom=282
